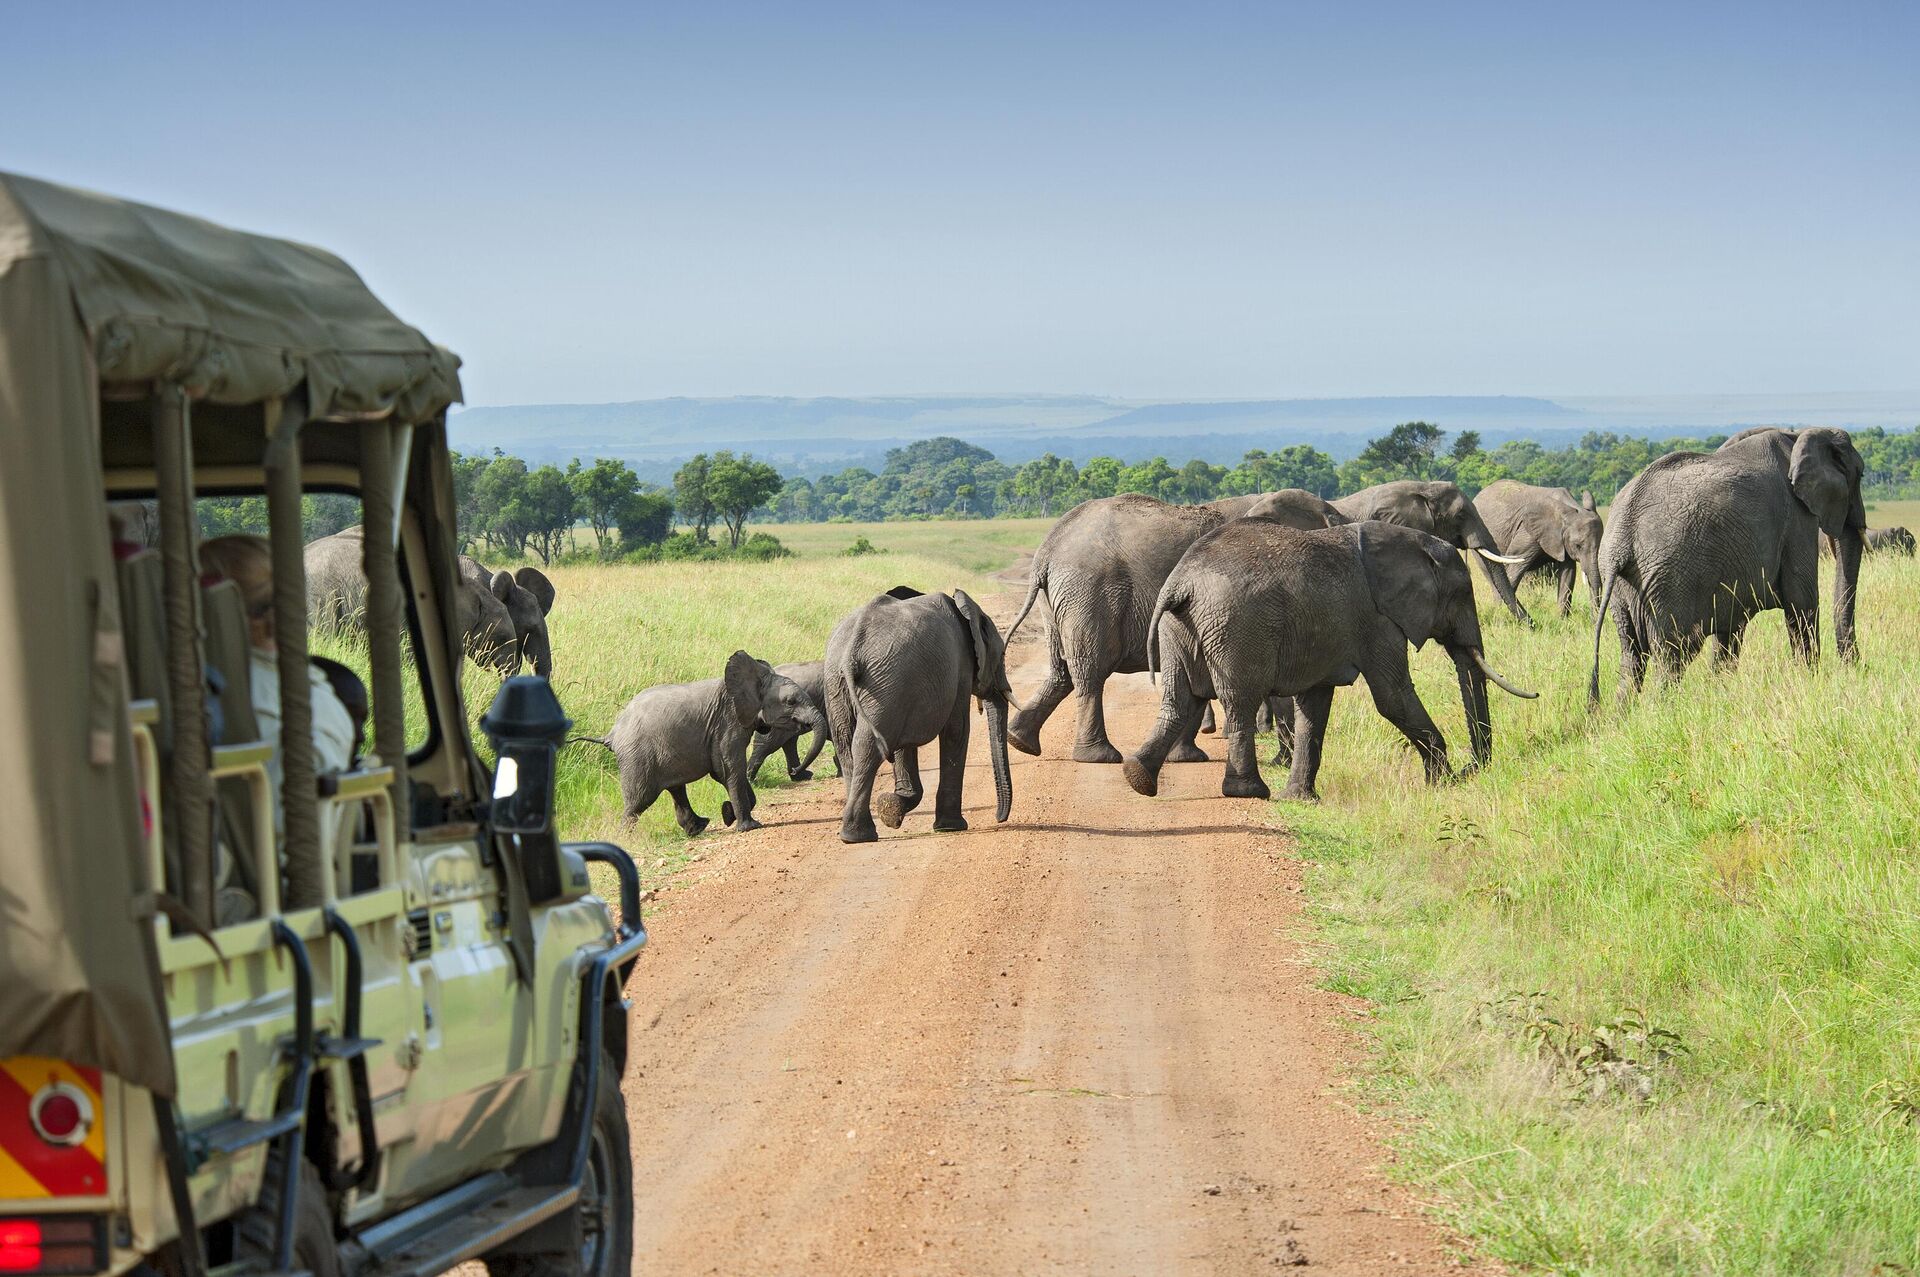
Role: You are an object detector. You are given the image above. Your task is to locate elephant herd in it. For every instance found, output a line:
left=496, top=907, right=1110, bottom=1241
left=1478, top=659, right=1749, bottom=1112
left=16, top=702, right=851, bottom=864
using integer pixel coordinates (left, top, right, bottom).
left=307, top=426, right=1906, bottom=844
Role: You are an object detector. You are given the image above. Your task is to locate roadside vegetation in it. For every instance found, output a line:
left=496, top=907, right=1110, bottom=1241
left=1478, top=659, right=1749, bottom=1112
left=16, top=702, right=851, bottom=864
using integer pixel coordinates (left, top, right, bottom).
left=1285, top=499, right=1920, bottom=1274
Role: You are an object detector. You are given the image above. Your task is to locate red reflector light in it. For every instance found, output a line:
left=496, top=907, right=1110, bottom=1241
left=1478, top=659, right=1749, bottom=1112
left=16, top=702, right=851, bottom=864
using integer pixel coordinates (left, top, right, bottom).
left=0, top=1217, right=102, bottom=1274
left=0, top=1219, right=37, bottom=1272
left=26, top=1084, right=92, bottom=1148
left=30, top=1097, right=79, bottom=1144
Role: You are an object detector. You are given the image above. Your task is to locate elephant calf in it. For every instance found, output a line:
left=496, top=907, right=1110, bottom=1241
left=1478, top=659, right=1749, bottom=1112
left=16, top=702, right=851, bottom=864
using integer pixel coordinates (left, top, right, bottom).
left=826, top=586, right=1014, bottom=844
left=599, top=651, right=821, bottom=835
left=1126, top=520, right=1536, bottom=802
left=747, top=660, right=834, bottom=781
left=1866, top=526, right=1915, bottom=556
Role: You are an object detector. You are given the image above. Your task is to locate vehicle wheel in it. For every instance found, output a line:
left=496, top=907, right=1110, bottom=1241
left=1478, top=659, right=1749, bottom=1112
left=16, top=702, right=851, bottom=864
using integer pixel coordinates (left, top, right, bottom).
left=488, top=1057, right=632, bottom=1277
left=235, top=1160, right=339, bottom=1277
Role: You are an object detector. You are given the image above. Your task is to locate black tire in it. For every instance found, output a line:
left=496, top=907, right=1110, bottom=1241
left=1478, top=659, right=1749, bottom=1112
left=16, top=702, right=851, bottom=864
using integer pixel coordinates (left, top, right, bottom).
left=488, top=1057, right=632, bottom=1277
left=235, top=1160, right=339, bottom=1277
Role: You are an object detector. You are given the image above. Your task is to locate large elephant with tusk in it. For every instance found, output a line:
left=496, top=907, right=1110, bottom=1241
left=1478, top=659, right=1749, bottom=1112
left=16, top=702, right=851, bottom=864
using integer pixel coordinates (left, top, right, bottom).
left=1333, top=480, right=1534, bottom=626
left=1123, top=519, right=1536, bottom=803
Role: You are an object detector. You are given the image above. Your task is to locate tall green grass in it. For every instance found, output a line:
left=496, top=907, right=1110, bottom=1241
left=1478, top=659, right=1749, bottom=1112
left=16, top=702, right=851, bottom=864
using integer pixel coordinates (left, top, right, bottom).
left=1284, top=529, right=1920, bottom=1273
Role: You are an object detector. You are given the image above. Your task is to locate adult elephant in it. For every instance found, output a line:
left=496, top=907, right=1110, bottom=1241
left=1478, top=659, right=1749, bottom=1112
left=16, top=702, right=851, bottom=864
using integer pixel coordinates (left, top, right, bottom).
left=1003, top=494, right=1224, bottom=763
left=1332, top=481, right=1533, bottom=625
left=1864, top=526, right=1915, bottom=557
left=826, top=586, right=1014, bottom=844
left=1589, top=426, right=1864, bottom=702
left=1124, top=519, right=1536, bottom=802
left=305, top=527, right=556, bottom=677
left=1474, top=480, right=1604, bottom=617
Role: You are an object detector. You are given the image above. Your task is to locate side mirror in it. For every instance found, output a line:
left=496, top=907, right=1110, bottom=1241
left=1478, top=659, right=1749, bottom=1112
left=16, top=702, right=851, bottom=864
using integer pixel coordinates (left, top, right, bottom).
left=480, top=677, right=584, bottom=906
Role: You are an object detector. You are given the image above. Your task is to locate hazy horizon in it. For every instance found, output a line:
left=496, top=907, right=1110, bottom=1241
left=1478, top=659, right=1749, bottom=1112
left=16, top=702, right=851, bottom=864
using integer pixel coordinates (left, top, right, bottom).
left=10, top=3, right=1917, bottom=406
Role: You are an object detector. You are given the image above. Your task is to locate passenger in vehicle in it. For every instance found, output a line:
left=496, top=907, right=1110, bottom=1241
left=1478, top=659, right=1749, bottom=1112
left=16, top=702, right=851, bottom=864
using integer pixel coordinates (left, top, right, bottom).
left=199, top=535, right=356, bottom=829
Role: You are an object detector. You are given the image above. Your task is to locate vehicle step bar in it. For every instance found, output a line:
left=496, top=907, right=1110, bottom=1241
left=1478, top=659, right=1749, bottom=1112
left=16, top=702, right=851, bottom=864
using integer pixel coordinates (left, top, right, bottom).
left=344, top=1172, right=578, bottom=1277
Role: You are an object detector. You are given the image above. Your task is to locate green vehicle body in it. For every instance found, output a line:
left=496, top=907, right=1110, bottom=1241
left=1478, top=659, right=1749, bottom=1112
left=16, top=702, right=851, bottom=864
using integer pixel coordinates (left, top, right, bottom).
left=0, top=172, right=642, bottom=1277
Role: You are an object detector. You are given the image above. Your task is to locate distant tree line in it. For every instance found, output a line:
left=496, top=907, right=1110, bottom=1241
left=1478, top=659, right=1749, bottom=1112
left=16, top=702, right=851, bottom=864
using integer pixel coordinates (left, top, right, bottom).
left=248, top=421, right=1912, bottom=562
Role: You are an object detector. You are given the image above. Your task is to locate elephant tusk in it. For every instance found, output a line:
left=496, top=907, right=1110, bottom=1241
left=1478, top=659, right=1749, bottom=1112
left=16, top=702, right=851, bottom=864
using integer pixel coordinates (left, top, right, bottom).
left=1475, top=547, right=1531, bottom=566
left=1472, top=650, right=1538, bottom=699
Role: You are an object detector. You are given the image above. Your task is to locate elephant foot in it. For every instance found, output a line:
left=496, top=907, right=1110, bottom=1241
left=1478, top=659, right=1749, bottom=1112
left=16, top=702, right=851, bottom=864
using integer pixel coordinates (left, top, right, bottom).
left=731, top=816, right=764, bottom=832
left=1121, top=757, right=1159, bottom=797
left=679, top=815, right=711, bottom=837
left=932, top=813, right=969, bottom=833
left=874, top=792, right=909, bottom=829
left=1072, top=741, right=1124, bottom=764
left=1006, top=725, right=1042, bottom=756
left=788, top=768, right=813, bottom=782
left=1168, top=742, right=1210, bottom=764
left=1279, top=783, right=1319, bottom=803
left=1222, top=773, right=1271, bottom=800
left=839, top=820, right=878, bottom=844
left=721, top=801, right=735, bottom=826
left=1268, top=748, right=1294, bottom=768
left=1198, top=722, right=1216, bottom=735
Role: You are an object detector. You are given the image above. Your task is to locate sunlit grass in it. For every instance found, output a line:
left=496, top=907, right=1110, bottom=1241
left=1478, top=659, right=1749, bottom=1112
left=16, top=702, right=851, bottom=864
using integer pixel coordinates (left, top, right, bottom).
left=1282, top=503, right=1920, bottom=1274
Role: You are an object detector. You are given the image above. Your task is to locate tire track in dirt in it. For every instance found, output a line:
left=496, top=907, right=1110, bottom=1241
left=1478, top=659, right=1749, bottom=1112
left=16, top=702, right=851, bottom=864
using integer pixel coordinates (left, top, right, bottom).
left=619, top=563, right=1479, bottom=1274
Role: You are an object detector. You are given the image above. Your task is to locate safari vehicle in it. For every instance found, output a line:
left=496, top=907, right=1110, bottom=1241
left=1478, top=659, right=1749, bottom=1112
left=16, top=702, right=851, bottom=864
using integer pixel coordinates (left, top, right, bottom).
left=0, top=173, right=644, bottom=1277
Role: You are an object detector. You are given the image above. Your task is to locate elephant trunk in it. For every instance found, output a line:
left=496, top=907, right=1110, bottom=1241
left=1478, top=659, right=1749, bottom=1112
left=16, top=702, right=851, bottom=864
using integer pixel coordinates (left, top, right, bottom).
left=984, top=696, right=1014, bottom=822
left=1581, top=544, right=1603, bottom=615
left=1463, top=510, right=1535, bottom=627
left=1832, top=527, right=1863, bottom=663
left=1452, top=650, right=1493, bottom=768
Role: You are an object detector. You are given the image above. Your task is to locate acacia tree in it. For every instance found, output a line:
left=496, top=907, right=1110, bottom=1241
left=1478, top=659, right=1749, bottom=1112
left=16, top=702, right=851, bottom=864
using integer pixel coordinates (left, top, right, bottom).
left=569, top=457, right=641, bottom=554
left=673, top=454, right=716, bottom=542
left=520, top=464, right=578, bottom=565
left=705, top=451, right=784, bottom=548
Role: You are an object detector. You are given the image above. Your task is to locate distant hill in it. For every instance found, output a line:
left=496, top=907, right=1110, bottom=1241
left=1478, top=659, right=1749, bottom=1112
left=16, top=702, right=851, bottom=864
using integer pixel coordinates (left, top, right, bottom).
left=446, top=391, right=1919, bottom=482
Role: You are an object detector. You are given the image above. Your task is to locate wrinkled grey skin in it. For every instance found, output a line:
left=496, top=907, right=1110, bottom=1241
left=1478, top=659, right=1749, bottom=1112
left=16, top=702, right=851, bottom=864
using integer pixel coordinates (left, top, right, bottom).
left=1004, top=494, right=1220, bottom=763
left=826, top=587, right=1014, bottom=844
left=1590, top=427, right=1864, bottom=703
left=457, top=556, right=556, bottom=678
left=1125, top=520, right=1536, bottom=802
left=604, top=651, right=819, bottom=834
left=305, top=527, right=557, bottom=678
left=747, top=660, right=834, bottom=781
left=1865, top=526, right=1915, bottom=556
left=1474, top=479, right=1605, bottom=617
left=1333, top=481, right=1534, bottom=626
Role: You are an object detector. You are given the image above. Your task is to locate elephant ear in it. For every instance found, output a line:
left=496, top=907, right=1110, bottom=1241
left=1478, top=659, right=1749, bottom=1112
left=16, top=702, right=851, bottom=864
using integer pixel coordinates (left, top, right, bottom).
left=1359, top=525, right=1445, bottom=649
left=885, top=584, right=924, bottom=600
left=951, top=589, right=1001, bottom=696
left=1581, top=490, right=1597, bottom=513
left=721, top=649, right=764, bottom=729
left=1789, top=429, right=1867, bottom=539
left=489, top=569, right=515, bottom=603
left=514, top=566, right=556, bottom=616
left=1527, top=506, right=1568, bottom=561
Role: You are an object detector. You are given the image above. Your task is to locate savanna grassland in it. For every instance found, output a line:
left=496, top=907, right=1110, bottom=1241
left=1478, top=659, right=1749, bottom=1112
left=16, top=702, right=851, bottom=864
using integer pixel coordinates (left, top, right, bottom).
left=1292, top=498, right=1920, bottom=1275
left=327, top=500, right=1919, bottom=1274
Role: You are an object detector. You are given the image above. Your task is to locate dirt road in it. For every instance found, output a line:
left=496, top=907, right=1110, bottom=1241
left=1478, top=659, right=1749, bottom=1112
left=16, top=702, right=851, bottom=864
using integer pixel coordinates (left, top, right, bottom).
left=621, top=572, right=1471, bottom=1274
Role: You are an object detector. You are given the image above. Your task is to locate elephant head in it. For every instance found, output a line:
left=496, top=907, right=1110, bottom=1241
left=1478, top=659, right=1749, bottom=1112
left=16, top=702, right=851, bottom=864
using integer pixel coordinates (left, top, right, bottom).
left=722, top=650, right=822, bottom=739
left=1243, top=489, right=1348, bottom=530
left=1337, top=481, right=1534, bottom=626
left=1359, top=523, right=1536, bottom=767
left=1785, top=428, right=1866, bottom=661
left=457, top=557, right=557, bottom=678
left=950, top=588, right=1015, bottom=822
left=1507, top=491, right=1605, bottom=613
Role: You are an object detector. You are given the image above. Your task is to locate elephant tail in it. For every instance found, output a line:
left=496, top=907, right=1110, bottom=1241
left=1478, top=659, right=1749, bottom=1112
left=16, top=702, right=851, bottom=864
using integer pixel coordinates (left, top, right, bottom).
left=843, top=660, right=893, bottom=759
left=565, top=734, right=615, bottom=752
left=1587, top=569, right=1619, bottom=710
left=1001, top=561, right=1047, bottom=652
left=1145, top=580, right=1190, bottom=685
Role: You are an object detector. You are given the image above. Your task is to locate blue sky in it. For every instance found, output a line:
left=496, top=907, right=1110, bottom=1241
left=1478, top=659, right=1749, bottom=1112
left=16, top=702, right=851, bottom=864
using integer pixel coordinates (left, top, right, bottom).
left=6, top=1, right=1916, bottom=406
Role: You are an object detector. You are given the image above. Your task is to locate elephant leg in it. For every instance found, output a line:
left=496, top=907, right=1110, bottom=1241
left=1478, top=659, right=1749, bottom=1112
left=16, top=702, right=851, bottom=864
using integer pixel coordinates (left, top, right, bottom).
left=1070, top=673, right=1123, bottom=764
left=838, top=720, right=886, bottom=844
left=1610, top=584, right=1649, bottom=696
left=1556, top=563, right=1576, bottom=617
left=1281, top=687, right=1333, bottom=801
left=666, top=785, right=709, bottom=837
left=1364, top=647, right=1449, bottom=783
left=1122, top=660, right=1201, bottom=796
left=1653, top=626, right=1707, bottom=686
left=621, top=782, right=661, bottom=831
left=933, top=700, right=972, bottom=832
left=745, top=731, right=780, bottom=781
left=875, top=745, right=922, bottom=828
left=1217, top=691, right=1270, bottom=800
left=1007, top=656, right=1071, bottom=756
left=718, top=749, right=763, bottom=833
left=1267, top=695, right=1296, bottom=767
left=1710, top=623, right=1747, bottom=672
left=1199, top=701, right=1217, bottom=734
left=1785, top=604, right=1819, bottom=666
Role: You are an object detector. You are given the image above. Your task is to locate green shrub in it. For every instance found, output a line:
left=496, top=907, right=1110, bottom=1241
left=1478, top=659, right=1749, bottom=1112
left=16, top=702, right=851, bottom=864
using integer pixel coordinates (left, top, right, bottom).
left=843, top=535, right=881, bottom=557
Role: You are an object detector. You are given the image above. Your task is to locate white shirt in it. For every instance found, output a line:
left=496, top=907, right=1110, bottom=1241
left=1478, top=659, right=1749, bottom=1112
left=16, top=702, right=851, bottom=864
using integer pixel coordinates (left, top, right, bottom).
left=249, top=647, right=357, bottom=834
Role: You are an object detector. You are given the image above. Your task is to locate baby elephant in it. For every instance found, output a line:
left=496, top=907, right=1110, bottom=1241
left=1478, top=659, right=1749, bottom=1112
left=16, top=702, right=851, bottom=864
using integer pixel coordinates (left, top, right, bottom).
left=747, top=660, right=834, bottom=781
left=1866, top=526, right=1916, bottom=556
left=602, top=651, right=821, bottom=834
left=826, top=586, right=1015, bottom=844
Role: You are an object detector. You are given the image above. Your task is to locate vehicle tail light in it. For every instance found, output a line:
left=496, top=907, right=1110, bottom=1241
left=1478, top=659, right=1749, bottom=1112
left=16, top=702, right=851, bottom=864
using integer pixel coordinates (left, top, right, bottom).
left=0, top=1217, right=104, bottom=1274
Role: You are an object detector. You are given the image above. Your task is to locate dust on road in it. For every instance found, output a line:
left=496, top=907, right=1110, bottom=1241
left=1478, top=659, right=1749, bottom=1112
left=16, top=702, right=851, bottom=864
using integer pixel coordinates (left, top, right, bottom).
left=620, top=568, right=1475, bottom=1274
